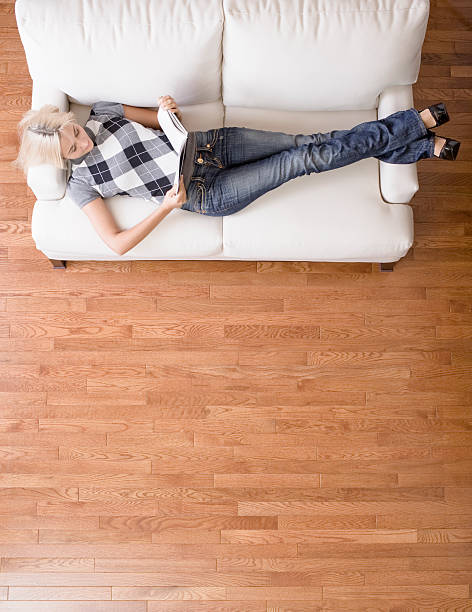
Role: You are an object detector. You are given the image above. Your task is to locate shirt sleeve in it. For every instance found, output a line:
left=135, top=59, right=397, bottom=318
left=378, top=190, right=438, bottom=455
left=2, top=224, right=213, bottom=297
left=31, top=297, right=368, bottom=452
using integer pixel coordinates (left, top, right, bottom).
left=66, top=176, right=101, bottom=209
left=90, top=101, right=124, bottom=119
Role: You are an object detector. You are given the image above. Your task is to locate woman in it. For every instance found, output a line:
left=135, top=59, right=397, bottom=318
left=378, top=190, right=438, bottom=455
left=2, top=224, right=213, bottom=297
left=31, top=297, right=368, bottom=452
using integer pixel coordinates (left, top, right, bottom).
left=12, top=97, right=460, bottom=256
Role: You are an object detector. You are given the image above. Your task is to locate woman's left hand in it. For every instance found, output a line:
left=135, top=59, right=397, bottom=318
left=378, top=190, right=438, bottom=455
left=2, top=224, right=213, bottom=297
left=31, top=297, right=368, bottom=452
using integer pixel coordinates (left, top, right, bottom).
left=158, top=95, right=182, bottom=122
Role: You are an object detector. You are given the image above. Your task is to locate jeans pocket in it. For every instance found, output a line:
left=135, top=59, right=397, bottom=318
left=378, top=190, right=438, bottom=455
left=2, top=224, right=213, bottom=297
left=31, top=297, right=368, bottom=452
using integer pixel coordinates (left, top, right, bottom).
left=206, top=129, right=219, bottom=150
left=188, top=177, right=207, bottom=214
left=196, top=129, right=224, bottom=169
left=197, top=182, right=207, bottom=213
left=207, top=154, right=224, bottom=168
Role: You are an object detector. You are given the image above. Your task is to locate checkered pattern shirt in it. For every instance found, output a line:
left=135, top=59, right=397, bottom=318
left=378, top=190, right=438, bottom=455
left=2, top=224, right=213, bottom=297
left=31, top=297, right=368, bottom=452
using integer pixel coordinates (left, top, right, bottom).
left=66, top=101, right=187, bottom=209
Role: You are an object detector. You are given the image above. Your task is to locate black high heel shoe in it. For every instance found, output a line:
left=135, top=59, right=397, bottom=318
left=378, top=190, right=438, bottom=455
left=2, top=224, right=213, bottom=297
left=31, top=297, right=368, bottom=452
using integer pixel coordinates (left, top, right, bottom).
left=435, top=136, right=461, bottom=161
left=420, top=102, right=450, bottom=128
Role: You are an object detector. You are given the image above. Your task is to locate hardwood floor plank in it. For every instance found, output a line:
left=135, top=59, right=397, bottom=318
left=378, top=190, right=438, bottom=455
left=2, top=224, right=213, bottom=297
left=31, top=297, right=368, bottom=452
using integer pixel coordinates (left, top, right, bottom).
left=0, top=605, right=145, bottom=612
left=363, top=569, right=472, bottom=584
left=147, top=604, right=264, bottom=612
left=7, top=586, right=111, bottom=600
left=322, top=584, right=469, bottom=597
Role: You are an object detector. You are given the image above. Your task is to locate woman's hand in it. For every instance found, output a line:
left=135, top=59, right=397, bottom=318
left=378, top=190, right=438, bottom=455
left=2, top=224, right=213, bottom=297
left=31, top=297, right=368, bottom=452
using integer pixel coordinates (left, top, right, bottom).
left=158, top=95, right=182, bottom=122
left=162, top=175, right=187, bottom=210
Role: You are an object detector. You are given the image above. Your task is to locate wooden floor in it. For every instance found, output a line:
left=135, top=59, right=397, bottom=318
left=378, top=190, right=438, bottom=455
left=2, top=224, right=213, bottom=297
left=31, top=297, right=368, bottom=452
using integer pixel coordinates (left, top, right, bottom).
left=1, top=0, right=471, bottom=610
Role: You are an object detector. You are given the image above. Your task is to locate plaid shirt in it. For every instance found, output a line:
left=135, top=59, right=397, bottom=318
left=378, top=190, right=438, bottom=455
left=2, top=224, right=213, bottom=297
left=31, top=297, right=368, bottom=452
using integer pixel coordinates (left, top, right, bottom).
left=66, top=101, right=195, bottom=209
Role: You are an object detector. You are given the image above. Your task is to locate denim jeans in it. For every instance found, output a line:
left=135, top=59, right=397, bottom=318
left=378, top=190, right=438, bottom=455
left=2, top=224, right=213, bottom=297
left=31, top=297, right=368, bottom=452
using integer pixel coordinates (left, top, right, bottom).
left=181, top=108, right=435, bottom=217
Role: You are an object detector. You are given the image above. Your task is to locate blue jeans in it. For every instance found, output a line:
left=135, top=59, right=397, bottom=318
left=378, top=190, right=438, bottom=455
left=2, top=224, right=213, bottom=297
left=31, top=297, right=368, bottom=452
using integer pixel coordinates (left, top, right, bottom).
left=181, top=108, right=435, bottom=216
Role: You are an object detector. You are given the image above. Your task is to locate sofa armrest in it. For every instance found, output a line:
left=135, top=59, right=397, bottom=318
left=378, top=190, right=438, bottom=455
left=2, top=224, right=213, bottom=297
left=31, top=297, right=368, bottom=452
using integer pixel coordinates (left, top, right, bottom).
left=377, top=84, right=419, bottom=204
left=27, top=81, right=69, bottom=201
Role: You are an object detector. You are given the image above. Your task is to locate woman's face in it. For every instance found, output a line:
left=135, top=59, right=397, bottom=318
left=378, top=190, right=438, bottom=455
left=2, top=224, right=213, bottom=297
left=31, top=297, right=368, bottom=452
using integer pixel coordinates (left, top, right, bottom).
left=60, top=123, right=93, bottom=160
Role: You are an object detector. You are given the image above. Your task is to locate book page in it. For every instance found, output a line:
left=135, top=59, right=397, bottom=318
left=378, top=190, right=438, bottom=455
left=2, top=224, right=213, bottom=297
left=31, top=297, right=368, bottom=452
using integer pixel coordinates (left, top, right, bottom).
left=157, top=107, right=188, bottom=194
left=157, top=107, right=188, bottom=152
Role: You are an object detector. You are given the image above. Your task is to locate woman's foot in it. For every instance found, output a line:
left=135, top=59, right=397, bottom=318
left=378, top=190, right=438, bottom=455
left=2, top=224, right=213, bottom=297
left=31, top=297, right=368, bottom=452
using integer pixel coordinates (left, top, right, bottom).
left=434, top=136, right=446, bottom=156
left=421, top=108, right=437, bottom=129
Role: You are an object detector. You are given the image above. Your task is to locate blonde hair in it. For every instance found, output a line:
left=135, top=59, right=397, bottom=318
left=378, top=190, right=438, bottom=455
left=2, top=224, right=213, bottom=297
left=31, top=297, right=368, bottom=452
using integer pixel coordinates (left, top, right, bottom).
left=11, top=104, right=77, bottom=177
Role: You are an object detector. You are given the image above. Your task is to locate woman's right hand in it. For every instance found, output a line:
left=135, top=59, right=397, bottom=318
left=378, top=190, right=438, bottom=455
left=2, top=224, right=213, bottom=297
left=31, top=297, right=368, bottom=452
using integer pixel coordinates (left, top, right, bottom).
left=162, top=175, right=187, bottom=210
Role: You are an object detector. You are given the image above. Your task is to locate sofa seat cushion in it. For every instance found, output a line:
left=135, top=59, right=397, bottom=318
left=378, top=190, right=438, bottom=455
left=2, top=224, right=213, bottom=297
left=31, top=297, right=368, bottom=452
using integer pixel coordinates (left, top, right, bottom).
left=222, top=107, right=413, bottom=262
left=32, top=196, right=223, bottom=260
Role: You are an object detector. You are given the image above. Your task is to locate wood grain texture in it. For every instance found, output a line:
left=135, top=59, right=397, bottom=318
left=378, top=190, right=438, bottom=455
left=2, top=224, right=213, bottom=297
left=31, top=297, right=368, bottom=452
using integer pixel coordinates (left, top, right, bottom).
left=0, top=0, right=471, bottom=610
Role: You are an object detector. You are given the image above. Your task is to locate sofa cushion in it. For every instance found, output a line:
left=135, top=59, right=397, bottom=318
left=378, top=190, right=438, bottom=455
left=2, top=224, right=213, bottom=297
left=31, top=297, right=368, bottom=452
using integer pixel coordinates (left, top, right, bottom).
left=15, top=0, right=224, bottom=108
left=32, top=196, right=223, bottom=260
left=222, top=0, right=429, bottom=111
left=222, top=107, right=413, bottom=262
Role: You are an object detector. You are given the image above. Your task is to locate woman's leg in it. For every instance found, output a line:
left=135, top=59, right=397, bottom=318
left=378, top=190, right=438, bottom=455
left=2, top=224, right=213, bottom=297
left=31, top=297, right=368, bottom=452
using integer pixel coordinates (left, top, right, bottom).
left=374, top=128, right=434, bottom=163
left=218, top=126, right=335, bottom=167
left=197, top=108, right=434, bottom=216
left=207, top=108, right=434, bottom=167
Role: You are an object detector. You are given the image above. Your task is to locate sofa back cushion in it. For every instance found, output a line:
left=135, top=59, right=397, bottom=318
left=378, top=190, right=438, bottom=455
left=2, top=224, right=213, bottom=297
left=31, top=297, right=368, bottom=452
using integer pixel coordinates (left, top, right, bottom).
left=15, top=0, right=224, bottom=107
left=222, top=0, right=429, bottom=111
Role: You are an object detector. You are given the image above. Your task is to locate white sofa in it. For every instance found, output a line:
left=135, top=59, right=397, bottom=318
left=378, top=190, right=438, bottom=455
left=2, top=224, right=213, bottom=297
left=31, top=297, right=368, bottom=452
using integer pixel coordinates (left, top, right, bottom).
left=15, top=0, right=430, bottom=270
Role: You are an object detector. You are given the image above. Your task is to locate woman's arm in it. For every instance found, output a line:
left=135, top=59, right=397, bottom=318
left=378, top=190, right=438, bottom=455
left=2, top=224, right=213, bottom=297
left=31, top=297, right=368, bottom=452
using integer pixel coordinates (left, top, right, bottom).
left=123, top=105, right=161, bottom=129
left=114, top=203, right=174, bottom=255
left=82, top=176, right=187, bottom=256
left=123, top=96, right=182, bottom=129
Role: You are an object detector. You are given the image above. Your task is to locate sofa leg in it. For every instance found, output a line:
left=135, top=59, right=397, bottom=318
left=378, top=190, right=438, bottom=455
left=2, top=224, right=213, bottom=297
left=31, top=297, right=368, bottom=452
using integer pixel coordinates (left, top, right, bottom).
left=380, top=262, right=395, bottom=272
left=49, top=259, right=67, bottom=269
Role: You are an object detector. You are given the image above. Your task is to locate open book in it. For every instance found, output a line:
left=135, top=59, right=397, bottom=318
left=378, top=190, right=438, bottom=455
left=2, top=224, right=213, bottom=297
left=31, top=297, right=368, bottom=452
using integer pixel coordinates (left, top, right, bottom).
left=157, top=106, right=188, bottom=195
